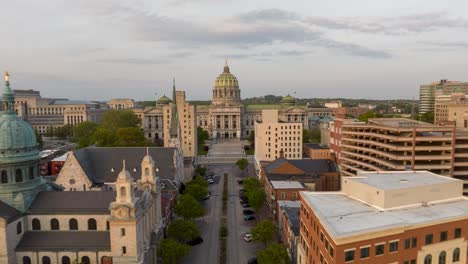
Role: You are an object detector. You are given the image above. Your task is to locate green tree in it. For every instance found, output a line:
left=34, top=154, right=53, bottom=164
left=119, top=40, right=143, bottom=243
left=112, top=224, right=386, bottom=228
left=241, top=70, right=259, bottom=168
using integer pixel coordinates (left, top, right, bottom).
left=73, top=121, right=98, bottom=148
left=236, top=158, right=249, bottom=176
left=246, top=188, right=266, bottom=212
left=101, top=109, right=140, bottom=130
left=115, top=127, right=151, bottom=147
left=309, top=128, right=321, bottom=143
left=174, top=194, right=204, bottom=220
left=251, top=220, right=276, bottom=246
left=191, top=175, right=208, bottom=188
left=167, top=219, right=200, bottom=242
left=197, top=127, right=209, bottom=144
left=243, top=177, right=261, bottom=191
left=194, top=165, right=207, bottom=177
left=185, top=182, right=208, bottom=200
left=90, top=127, right=115, bottom=147
left=419, top=112, right=434, bottom=123
left=257, top=243, right=290, bottom=264
left=158, top=238, right=190, bottom=264
left=34, top=129, right=43, bottom=149
left=358, top=110, right=383, bottom=122
left=302, top=129, right=310, bottom=143
left=248, top=130, right=255, bottom=147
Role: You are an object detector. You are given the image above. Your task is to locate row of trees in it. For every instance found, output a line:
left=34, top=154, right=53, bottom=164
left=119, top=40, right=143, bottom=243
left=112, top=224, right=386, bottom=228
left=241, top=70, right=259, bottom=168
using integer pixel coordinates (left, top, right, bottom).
left=158, top=174, right=209, bottom=264
left=242, top=177, right=266, bottom=212
left=249, top=219, right=290, bottom=263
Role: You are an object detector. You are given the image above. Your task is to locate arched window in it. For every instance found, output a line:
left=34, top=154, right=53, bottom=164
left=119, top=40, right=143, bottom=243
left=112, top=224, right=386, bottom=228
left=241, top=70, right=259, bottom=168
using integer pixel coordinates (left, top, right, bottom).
left=50, top=218, right=59, bottom=230
left=453, top=248, right=460, bottom=262
left=15, top=169, right=23, bottom=183
left=29, top=167, right=34, bottom=179
left=42, top=256, right=51, bottom=264
left=1, top=170, right=8, bottom=183
left=32, top=218, right=41, bottom=230
left=120, top=187, right=126, bottom=198
left=81, top=256, right=90, bottom=264
left=439, top=251, right=446, bottom=264
left=106, top=221, right=110, bottom=230
left=17, top=222, right=22, bottom=234
left=69, top=218, right=78, bottom=230
left=88, top=218, right=97, bottom=230
left=61, top=256, right=71, bottom=264
left=145, top=168, right=149, bottom=176
left=22, top=256, right=31, bottom=264
left=101, top=256, right=113, bottom=264
left=424, top=254, right=432, bottom=264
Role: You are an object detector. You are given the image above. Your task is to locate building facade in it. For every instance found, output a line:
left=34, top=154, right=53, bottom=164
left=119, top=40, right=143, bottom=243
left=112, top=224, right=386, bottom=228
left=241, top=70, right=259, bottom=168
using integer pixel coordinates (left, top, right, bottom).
left=107, top=99, right=135, bottom=110
left=298, top=171, right=468, bottom=264
left=419, top=79, right=468, bottom=114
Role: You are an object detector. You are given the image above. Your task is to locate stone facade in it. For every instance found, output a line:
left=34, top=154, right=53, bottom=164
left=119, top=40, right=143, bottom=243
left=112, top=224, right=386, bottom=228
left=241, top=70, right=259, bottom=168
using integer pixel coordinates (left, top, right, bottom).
left=108, top=99, right=135, bottom=110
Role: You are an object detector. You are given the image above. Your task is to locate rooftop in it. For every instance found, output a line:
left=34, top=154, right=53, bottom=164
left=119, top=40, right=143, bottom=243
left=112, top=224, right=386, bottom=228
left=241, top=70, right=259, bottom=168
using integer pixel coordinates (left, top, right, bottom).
left=367, top=118, right=439, bottom=128
left=301, top=191, right=468, bottom=241
left=28, top=191, right=115, bottom=214
left=51, top=100, right=97, bottom=105
left=16, top=231, right=110, bottom=251
left=352, top=171, right=458, bottom=190
left=51, top=152, right=68, bottom=162
left=283, top=206, right=300, bottom=236
left=304, top=143, right=329, bottom=150
left=270, top=180, right=304, bottom=189
left=0, top=200, right=23, bottom=223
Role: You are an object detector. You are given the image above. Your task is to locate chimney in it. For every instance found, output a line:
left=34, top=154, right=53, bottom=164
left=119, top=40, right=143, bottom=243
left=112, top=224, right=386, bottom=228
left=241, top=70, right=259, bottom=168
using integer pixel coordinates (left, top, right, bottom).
left=279, top=149, right=284, bottom=159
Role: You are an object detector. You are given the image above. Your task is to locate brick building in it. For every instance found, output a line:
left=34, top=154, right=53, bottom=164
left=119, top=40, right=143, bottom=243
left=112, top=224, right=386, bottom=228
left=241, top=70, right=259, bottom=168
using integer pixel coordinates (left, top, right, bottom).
left=298, top=171, right=468, bottom=264
left=303, top=144, right=333, bottom=160
left=279, top=204, right=300, bottom=264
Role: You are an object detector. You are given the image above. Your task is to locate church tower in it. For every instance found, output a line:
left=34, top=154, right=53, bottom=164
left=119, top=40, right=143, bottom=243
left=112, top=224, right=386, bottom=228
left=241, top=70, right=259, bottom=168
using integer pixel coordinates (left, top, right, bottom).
left=168, top=78, right=182, bottom=149
left=138, top=148, right=157, bottom=192
left=0, top=71, right=50, bottom=211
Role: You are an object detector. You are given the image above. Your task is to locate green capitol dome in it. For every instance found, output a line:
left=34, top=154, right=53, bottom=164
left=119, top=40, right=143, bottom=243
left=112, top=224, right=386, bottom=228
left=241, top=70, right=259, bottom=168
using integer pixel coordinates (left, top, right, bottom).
left=281, top=94, right=296, bottom=106
left=214, top=61, right=239, bottom=88
left=0, top=72, right=50, bottom=211
left=157, top=94, right=172, bottom=105
left=212, top=61, right=241, bottom=106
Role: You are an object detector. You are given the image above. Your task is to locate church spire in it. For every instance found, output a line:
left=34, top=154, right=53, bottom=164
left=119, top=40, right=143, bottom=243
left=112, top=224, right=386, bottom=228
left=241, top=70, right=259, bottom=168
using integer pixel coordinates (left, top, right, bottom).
left=169, top=78, right=179, bottom=138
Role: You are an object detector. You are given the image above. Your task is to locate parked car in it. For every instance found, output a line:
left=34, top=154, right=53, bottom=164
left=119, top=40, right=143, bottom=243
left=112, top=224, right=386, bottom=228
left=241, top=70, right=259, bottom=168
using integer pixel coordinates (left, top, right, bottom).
left=240, top=196, right=248, bottom=201
left=243, top=209, right=255, bottom=215
left=186, top=236, right=204, bottom=246
left=243, top=233, right=253, bottom=242
left=247, top=257, right=258, bottom=264
left=240, top=200, right=249, bottom=205
left=207, top=178, right=214, bottom=184
left=244, top=215, right=256, bottom=221
left=242, top=203, right=250, bottom=208
left=200, top=192, right=211, bottom=201
left=237, top=179, right=243, bottom=184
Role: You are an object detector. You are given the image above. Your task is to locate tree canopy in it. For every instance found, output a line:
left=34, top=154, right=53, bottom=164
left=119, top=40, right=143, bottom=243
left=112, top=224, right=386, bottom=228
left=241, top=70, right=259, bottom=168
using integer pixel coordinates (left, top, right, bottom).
left=167, top=219, right=200, bottom=242
left=236, top=158, right=249, bottom=176
left=257, top=243, right=290, bottom=264
left=358, top=110, right=383, bottom=122
left=174, top=194, right=205, bottom=220
left=158, top=238, right=190, bottom=264
left=251, top=220, right=276, bottom=246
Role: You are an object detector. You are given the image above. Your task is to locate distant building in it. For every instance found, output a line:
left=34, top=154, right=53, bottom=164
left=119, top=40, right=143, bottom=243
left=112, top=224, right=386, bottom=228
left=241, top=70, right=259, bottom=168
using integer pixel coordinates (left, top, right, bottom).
left=447, top=101, right=468, bottom=128
left=434, top=93, right=468, bottom=124
left=419, top=79, right=468, bottom=114
left=324, top=101, right=342, bottom=109
left=107, top=98, right=135, bottom=109
left=279, top=203, right=300, bottom=264
left=254, top=109, right=303, bottom=164
left=13, top=89, right=107, bottom=134
left=303, top=144, right=332, bottom=160
left=298, top=171, right=468, bottom=264
left=265, top=180, right=306, bottom=221
left=49, top=153, right=68, bottom=175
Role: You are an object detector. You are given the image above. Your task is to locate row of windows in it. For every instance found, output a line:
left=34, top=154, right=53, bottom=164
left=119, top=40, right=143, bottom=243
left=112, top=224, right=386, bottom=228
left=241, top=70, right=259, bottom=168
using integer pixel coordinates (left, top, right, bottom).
left=1, top=168, right=35, bottom=184
left=22, top=255, right=113, bottom=264
left=29, top=218, right=98, bottom=231
left=423, top=249, right=461, bottom=264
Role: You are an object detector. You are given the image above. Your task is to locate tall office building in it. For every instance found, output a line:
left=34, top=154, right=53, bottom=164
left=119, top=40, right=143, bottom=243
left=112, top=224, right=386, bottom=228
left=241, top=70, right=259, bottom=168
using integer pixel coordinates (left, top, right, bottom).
left=419, top=80, right=468, bottom=114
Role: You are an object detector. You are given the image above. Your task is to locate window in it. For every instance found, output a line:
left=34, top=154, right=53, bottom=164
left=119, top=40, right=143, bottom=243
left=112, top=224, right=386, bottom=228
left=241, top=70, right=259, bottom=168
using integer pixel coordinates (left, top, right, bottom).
left=425, top=234, right=433, bottom=245
left=411, top=237, right=417, bottom=248
left=120, top=187, right=126, bottom=198
left=293, top=192, right=298, bottom=199
left=15, top=169, right=23, bottom=183
left=88, top=218, right=97, bottom=230
left=81, top=256, right=90, bottom=264
left=61, top=256, right=71, bottom=264
left=325, top=239, right=329, bottom=250
left=106, top=221, right=110, bottom=230
left=17, top=222, right=22, bottom=234
left=330, top=246, right=334, bottom=258
left=344, top=250, right=354, bottom=262
left=29, top=167, right=34, bottom=179
left=439, top=251, right=446, bottom=264
left=375, top=244, right=385, bottom=256
left=440, top=231, right=448, bottom=242
left=454, top=228, right=462, bottom=238
left=453, top=248, right=460, bottom=262
left=32, top=218, right=41, bottom=230
left=360, top=247, right=370, bottom=259
left=122, top=246, right=127, bottom=254
left=410, top=260, right=416, bottom=264
left=69, top=218, right=78, bottom=230
left=23, top=256, right=31, bottom=264
left=424, top=254, right=432, bottom=264
left=404, top=238, right=410, bottom=249
left=280, top=192, right=285, bottom=199
left=1, top=170, right=8, bottom=183
left=389, top=241, right=398, bottom=252
left=50, top=218, right=59, bottom=230
left=121, top=228, right=126, bottom=236
left=320, top=232, right=324, bottom=242
left=42, top=256, right=51, bottom=264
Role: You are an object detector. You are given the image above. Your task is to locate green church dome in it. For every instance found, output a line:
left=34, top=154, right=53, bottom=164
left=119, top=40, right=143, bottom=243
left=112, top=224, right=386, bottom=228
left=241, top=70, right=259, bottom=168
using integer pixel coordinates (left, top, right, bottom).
left=281, top=94, right=296, bottom=106
left=214, top=63, right=239, bottom=88
left=0, top=72, right=39, bottom=163
left=157, top=95, right=172, bottom=105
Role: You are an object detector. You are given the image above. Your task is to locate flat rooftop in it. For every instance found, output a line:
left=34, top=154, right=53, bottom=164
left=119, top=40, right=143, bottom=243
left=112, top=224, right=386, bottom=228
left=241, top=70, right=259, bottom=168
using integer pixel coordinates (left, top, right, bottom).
left=352, top=171, right=458, bottom=190
left=270, top=180, right=304, bottom=189
left=368, top=118, right=439, bottom=128
left=302, top=191, right=468, bottom=240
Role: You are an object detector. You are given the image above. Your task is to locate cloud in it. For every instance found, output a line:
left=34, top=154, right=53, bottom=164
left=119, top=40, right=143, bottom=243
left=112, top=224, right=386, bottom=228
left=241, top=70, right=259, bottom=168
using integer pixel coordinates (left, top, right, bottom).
left=419, top=41, right=468, bottom=48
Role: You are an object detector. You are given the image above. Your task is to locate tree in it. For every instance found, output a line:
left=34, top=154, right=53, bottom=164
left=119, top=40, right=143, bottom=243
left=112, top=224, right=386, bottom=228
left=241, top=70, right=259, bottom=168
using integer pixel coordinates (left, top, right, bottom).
left=174, top=194, right=204, bottom=220
left=101, top=109, right=140, bottom=130
left=419, top=112, right=434, bottom=123
left=167, top=219, right=200, bottom=242
left=194, top=165, right=207, bottom=177
left=248, top=130, right=255, bottom=147
left=302, top=129, right=309, bottom=143
left=191, top=175, right=208, bottom=188
left=185, top=182, right=208, bottom=200
left=197, top=127, right=209, bottom=144
left=73, top=121, right=98, bottom=148
left=309, top=128, right=321, bottom=143
left=90, top=127, right=115, bottom=147
left=236, top=158, right=249, bottom=176
left=158, top=238, right=190, bottom=264
left=358, top=110, right=383, bottom=122
left=257, top=243, right=290, bottom=264
left=243, top=177, right=261, bottom=191
left=34, top=129, right=43, bottom=149
left=251, top=220, right=276, bottom=246
left=115, top=127, right=151, bottom=147
left=246, top=188, right=266, bottom=212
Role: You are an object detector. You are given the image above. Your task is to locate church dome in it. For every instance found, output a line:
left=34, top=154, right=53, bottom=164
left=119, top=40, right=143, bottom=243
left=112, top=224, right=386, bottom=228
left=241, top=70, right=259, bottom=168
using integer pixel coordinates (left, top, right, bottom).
left=0, top=72, right=39, bottom=163
left=214, top=63, right=239, bottom=88
left=280, top=95, right=296, bottom=106
left=157, top=95, right=171, bottom=105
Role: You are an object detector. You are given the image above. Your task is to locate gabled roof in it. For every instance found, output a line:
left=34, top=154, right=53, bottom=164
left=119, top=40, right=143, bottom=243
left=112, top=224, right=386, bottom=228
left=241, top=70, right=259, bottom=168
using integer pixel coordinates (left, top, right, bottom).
left=0, top=200, right=23, bottom=223
left=27, top=191, right=115, bottom=214
left=72, top=147, right=177, bottom=184
left=16, top=231, right=110, bottom=251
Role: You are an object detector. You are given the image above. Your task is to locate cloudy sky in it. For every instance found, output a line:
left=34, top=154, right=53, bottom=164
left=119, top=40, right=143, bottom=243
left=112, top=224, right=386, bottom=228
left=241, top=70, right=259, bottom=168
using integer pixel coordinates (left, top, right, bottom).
left=0, top=0, right=467, bottom=101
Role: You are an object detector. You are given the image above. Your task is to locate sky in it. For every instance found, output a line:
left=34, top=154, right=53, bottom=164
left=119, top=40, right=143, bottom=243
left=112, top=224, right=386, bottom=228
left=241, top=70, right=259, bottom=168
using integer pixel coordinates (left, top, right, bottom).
left=0, top=0, right=467, bottom=101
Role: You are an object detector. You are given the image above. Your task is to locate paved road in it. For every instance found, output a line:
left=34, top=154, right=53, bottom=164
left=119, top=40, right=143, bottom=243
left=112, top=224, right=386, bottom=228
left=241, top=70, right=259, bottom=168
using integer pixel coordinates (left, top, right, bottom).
left=181, top=173, right=223, bottom=264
